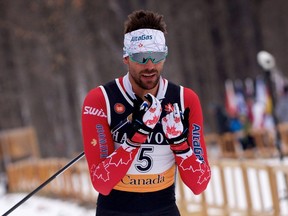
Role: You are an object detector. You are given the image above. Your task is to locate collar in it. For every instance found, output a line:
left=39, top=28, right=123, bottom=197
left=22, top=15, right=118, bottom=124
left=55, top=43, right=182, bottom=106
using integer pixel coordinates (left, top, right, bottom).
left=123, top=72, right=167, bottom=101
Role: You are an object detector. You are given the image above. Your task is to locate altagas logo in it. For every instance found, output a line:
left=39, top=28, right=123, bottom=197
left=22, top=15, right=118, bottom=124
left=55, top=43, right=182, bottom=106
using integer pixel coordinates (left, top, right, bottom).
left=131, top=34, right=152, bottom=42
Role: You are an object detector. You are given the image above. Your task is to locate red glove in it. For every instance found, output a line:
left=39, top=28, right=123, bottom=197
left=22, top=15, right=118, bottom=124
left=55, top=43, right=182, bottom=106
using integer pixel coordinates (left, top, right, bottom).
left=127, top=93, right=162, bottom=147
left=162, top=103, right=190, bottom=154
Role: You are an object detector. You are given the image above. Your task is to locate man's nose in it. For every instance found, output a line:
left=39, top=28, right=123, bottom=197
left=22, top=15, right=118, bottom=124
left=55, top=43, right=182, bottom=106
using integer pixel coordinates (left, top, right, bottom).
left=145, top=59, right=155, bottom=69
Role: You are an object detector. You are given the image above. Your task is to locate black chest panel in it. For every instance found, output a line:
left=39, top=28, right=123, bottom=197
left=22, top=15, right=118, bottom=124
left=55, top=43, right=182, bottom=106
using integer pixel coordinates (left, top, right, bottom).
left=103, top=80, right=181, bottom=145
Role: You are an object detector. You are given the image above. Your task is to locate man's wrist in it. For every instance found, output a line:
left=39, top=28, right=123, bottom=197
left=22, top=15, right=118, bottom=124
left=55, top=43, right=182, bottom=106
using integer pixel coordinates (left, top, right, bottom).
left=126, top=138, right=142, bottom=148
left=170, top=141, right=190, bottom=154
left=129, top=131, right=148, bottom=144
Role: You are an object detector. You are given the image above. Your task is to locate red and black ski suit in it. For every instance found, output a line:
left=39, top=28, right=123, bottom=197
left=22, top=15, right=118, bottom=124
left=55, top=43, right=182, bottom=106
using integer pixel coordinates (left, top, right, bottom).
left=82, top=74, right=211, bottom=214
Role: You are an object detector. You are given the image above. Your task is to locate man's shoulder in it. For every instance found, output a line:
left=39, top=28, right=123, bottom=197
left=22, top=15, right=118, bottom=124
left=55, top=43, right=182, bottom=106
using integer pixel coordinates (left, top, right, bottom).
left=103, top=77, right=124, bottom=88
left=103, top=79, right=116, bottom=88
left=168, top=81, right=197, bottom=95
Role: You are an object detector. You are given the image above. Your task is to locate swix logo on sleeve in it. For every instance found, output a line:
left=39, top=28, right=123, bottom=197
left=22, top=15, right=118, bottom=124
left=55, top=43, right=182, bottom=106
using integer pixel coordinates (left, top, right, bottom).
left=83, top=106, right=107, bottom=117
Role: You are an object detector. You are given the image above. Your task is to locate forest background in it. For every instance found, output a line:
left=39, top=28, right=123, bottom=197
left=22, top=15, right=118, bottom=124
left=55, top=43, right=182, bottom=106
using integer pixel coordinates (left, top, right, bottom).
left=1, top=0, right=288, bottom=157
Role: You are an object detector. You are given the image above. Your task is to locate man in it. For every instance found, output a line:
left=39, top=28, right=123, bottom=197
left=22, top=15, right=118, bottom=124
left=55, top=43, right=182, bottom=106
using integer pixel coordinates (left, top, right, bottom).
left=82, top=10, right=211, bottom=216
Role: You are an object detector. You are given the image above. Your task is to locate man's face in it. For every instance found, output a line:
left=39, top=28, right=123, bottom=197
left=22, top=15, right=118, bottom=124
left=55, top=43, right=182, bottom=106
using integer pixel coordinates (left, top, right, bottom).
left=125, top=57, right=165, bottom=91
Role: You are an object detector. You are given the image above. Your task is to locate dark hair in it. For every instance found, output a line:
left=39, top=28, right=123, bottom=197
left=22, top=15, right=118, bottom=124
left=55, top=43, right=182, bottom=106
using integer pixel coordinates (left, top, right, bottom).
left=124, top=10, right=167, bottom=34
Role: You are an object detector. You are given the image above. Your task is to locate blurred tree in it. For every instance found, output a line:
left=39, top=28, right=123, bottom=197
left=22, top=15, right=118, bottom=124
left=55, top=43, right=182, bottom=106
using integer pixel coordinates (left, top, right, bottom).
left=0, top=0, right=288, bottom=157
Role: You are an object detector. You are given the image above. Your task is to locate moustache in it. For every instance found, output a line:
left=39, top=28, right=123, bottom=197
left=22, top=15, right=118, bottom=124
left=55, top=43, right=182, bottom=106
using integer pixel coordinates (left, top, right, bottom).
left=140, top=69, right=158, bottom=74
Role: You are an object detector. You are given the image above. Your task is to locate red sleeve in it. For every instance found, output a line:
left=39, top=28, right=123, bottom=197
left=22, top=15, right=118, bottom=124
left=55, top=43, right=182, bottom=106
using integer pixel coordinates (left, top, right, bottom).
left=82, top=87, right=140, bottom=195
left=174, top=87, right=211, bottom=195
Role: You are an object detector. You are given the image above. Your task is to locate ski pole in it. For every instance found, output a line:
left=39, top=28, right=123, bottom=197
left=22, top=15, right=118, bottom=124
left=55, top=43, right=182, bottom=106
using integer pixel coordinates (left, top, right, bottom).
left=2, top=113, right=133, bottom=215
left=2, top=151, right=85, bottom=216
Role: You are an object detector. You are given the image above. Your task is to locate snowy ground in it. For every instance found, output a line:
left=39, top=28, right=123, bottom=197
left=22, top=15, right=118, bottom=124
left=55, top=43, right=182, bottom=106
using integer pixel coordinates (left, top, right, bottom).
left=0, top=194, right=95, bottom=216
left=0, top=176, right=95, bottom=216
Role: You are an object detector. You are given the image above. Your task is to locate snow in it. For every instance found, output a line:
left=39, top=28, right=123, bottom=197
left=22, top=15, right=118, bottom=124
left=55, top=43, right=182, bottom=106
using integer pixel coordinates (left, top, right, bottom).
left=0, top=194, right=95, bottom=216
left=0, top=176, right=95, bottom=216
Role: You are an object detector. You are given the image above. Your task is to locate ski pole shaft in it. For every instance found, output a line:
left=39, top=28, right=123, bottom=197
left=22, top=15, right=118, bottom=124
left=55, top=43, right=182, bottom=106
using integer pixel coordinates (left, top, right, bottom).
left=2, top=112, right=131, bottom=215
left=2, top=151, right=85, bottom=216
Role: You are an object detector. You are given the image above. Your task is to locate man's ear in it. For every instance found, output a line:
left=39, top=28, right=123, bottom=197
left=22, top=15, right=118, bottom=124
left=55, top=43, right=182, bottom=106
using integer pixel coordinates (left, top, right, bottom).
left=123, top=57, right=129, bottom=65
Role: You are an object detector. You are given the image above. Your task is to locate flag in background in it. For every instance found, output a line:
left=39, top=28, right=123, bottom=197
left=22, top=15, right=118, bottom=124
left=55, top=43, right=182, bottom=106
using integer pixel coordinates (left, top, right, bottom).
left=244, top=78, right=255, bottom=123
left=234, top=79, right=247, bottom=116
left=255, top=76, right=267, bottom=105
left=223, top=76, right=279, bottom=130
left=244, top=78, right=254, bottom=98
left=225, top=79, right=237, bottom=117
left=252, top=76, right=275, bottom=129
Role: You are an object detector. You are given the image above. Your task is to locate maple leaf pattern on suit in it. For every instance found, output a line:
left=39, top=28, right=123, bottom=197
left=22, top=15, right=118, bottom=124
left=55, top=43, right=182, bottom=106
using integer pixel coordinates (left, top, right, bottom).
left=145, top=115, right=160, bottom=126
left=164, top=103, right=174, bottom=113
left=108, top=151, right=133, bottom=166
left=91, top=163, right=110, bottom=182
left=162, top=112, right=183, bottom=139
left=165, top=125, right=182, bottom=137
left=142, top=96, right=162, bottom=129
left=179, top=155, right=211, bottom=185
left=91, top=151, right=134, bottom=183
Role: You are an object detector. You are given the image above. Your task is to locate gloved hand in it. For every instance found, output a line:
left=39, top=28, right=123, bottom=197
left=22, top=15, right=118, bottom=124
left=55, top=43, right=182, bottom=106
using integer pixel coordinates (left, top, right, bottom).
left=162, top=103, right=190, bottom=154
left=127, top=93, right=162, bottom=147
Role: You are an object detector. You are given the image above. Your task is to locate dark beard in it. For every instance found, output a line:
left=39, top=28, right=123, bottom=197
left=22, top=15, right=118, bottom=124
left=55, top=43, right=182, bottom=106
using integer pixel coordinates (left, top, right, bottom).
left=137, top=69, right=160, bottom=90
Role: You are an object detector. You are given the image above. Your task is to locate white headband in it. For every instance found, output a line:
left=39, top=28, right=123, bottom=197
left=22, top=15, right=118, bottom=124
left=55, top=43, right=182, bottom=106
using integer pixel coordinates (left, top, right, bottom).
left=123, top=28, right=167, bottom=58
